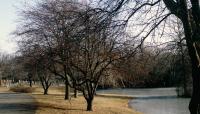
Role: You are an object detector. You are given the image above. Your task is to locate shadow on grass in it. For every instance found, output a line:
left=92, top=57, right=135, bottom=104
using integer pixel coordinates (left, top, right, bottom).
left=0, top=92, right=38, bottom=114
left=33, top=94, right=86, bottom=111
left=35, top=102, right=85, bottom=111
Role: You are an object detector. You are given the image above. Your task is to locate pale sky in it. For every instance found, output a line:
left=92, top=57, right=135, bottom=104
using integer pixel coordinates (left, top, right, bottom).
left=0, top=0, right=23, bottom=54
left=0, top=0, right=177, bottom=55
left=0, top=0, right=90, bottom=55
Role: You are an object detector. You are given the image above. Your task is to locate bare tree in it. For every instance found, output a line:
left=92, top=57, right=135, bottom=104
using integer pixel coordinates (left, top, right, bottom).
left=14, top=0, right=134, bottom=111
left=70, top=18, right=119, bottom=111
left=36, top=58, right=53, bottom=95
left=0, top=54, right=20, bottom=85
left=14, top=0, right=81, bottom=100
left=97, top=0, right=200, bottom=113
left=18, top=46, right=54, bottom=95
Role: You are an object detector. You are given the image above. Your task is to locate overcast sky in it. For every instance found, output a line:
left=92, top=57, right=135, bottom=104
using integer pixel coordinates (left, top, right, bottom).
left=0, top=0, right=176, bottom=55
left=0, top=0, right=86, bottom=54
left=0, top=0, right=23, bottom=54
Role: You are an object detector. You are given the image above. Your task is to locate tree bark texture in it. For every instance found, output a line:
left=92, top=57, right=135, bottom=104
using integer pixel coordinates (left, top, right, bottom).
left=65, top=80, right=70, bottom=100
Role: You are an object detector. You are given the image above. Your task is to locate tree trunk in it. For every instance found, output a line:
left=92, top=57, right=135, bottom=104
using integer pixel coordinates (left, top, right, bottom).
left=39, top=77, right=50, bottom=95
left=29, top=79, right=32, bottom=87
left=184, top=36, right=200, bottom=114
left=86, top=99, right=93, bottom=111
left=189, top=64, right=200, bottom=114
left=65, top=80, right=70, bottom=100
left=44, top=88, right=48, bottom=95
left=180, top=46, right=190, bottom=97
left=74, top=89, right=78, bottom=98
left=183, top=21, right=200, bottom=114
left=179, top=8, right=200, bottom=114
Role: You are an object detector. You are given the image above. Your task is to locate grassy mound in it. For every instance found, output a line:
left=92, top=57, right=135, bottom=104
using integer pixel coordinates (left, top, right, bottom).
left=10, top=84, right=35, bottom=93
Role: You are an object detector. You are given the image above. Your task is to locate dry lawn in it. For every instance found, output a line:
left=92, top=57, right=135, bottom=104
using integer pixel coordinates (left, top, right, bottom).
left=32, top=94, right=142, bottom=114
left=1, top=86, right=142, bottom=114
left=0, top=86, right=10, bottom=93
left=32, top=86, right=65, bottom=95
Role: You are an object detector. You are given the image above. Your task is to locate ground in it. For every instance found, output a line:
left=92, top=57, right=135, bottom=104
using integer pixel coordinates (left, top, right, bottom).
left=0, top=86, right=142, bottom=114
left=33, top=94, right=141, bottom=114
left=32, top=87, right=142, bottom=114
left=0, top=87, right=36, bottom=114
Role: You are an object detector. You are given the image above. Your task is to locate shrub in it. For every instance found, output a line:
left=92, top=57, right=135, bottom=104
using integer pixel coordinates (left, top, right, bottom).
left=10, top=84, right=35, bottom=93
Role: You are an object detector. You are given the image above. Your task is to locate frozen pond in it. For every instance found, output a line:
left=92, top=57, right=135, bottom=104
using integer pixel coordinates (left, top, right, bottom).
left=97, top=88, right=190, bottom=114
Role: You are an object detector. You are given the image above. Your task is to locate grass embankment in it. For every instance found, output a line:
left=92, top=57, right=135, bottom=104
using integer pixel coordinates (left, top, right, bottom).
left=33, top=94, right=141, bottom=114
left=32, top=87, right=142, bottom=114
left=2, top=86, right=142, bottom=114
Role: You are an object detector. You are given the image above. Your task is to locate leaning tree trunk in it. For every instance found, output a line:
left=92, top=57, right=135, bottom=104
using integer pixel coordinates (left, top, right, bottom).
left=187, top=33, right=200, bottom=114
left=64, top=80, right=70, bottom=100
left=179, top=6, right=200, bottom=113
left=183, top=24, right=200, bottom=114
left=189, top=64, right=200, bottom=114
left=184, top=28, right=200, bottom=114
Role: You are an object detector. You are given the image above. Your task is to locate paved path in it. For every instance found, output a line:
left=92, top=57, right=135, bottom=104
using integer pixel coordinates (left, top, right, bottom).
left=0, top=92, right=36, bottom=114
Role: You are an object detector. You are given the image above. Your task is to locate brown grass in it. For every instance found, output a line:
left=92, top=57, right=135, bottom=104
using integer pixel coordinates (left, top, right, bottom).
left=0, top=86, right=10, bottom=93
left=30, top=86, right=65, bottom=95
left=1, top=86, right=142, bottom=114
left=32, top=94, right=142, bottom=114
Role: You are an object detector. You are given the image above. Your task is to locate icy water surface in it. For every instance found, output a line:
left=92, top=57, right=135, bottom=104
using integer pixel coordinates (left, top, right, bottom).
left=97, top=88, right=190, bottom=114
